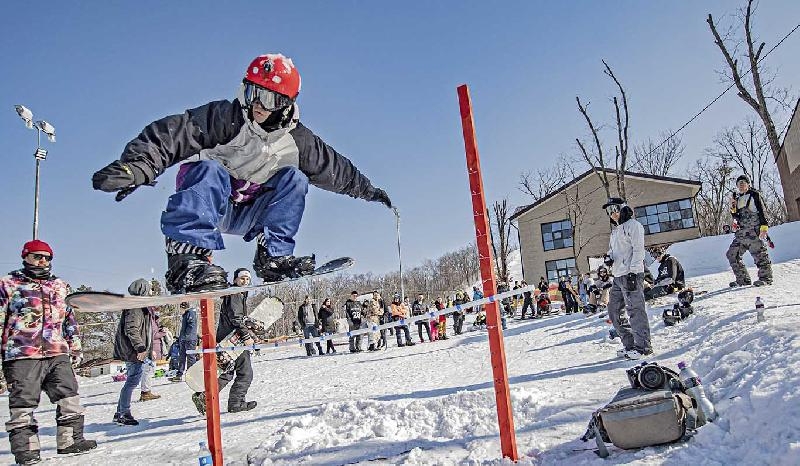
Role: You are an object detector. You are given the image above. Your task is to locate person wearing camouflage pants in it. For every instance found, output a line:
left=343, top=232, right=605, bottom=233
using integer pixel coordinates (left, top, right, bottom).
left=726, top=175, right=773, bottom=287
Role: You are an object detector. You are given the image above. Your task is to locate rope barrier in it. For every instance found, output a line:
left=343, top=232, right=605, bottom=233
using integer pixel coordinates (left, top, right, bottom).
left=187, top=285, right=537, bottom=355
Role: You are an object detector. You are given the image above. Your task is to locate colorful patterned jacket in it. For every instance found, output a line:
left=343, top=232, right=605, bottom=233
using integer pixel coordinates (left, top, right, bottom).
left=0, top=269, right=81, bottom=361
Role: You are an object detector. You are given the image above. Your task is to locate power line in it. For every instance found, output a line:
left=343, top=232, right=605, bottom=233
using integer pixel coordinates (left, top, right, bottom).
left=643, top=21, right=800, bottom=158
left=517, top=20, right=800, bottom=224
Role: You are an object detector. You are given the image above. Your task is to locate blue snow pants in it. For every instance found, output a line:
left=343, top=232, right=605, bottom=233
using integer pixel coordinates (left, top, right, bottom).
left=160, top=161, right=308, bottom=256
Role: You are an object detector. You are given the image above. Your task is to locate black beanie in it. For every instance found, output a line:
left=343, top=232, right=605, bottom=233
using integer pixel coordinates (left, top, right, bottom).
left=736, top=174, right=750, bottom=184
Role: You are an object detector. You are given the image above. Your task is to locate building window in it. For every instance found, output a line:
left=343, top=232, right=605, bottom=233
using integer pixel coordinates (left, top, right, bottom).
left=634, top=198, right=695, bottom=235
left=541, top=219, right=573, bottom=251
left=545, top=257, right=577, bottom=282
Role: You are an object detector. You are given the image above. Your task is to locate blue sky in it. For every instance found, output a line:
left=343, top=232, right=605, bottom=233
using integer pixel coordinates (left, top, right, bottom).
left=1, top=1, right=799, bottom=292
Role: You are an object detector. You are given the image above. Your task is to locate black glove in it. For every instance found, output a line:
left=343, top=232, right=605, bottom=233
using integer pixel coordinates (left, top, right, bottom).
left=369, top=187, right=393, bottom=209
left=626, top=273, right=638, bottom=292
left=603, top=254, right=614, bottom=267
left=92, top=160, right=150, bottom=193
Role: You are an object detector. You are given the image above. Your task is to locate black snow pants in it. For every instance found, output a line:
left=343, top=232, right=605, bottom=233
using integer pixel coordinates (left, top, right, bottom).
left=3, top=355, right=87, bottom=457
left=416, top=320, right=432, bottom=342
left=217, top=351, right=253, bottom=407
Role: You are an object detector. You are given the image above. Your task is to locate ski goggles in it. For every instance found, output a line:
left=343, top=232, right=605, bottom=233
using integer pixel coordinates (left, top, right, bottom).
left=242, top=82, right=294, bottom=111
left=605, top=204, right=622, bottom=215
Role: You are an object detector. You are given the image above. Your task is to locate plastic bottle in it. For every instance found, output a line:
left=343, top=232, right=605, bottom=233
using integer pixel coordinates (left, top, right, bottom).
left=755, top=297, right=765, bottom=323
left=198, top=441, right=213, bottom=466
left=677, top=361, right=717, bottom=423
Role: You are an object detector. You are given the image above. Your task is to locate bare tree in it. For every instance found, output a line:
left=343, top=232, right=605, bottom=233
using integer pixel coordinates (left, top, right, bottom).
left=560, top=179, right=605, bottom=275
left=518, top=154, right=573, bottom=201
left=490, top=199, right=516, bottom=283
left=691, top=156, right=735, bottom=235
left=575, top=60, right=632, bottom=199
left=709, top=119, right=773, bottom=190
left=707, top=0, right=795, bottom=163
left=631, top=131, right=685, bottom=176
left=707, top=121, right=788, bottom=225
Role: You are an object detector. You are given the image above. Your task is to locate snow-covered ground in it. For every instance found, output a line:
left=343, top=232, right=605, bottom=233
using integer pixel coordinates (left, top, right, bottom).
left=1, top=223, right=799, bottom=465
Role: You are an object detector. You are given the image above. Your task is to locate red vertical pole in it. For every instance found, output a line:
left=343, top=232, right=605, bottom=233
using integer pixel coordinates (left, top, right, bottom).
left=457, top=84, right=519, bottom=460
left=200, top=298, right=224, bottom=465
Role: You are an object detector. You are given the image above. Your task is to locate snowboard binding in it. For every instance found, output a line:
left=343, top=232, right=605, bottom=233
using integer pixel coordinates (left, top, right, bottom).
left=253, top=246, right=316, bottom=282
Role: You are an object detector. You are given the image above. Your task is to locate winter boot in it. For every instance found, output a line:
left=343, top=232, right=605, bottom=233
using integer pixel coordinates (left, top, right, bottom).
left=368, top=344, right=377, bottom=351
left=729, top=278, right=751, bottom=288
left=165, top=250, right=228, bottom=293
left=139, top=391, right=161, bottom=402
left=253, top=245, right=315, bottom=282
left=753, top=279, right=772, bottom=287
left=228, top=401, right=257, bottom=413
left=57, top=439, right=98, bottom=455
left=14, top=450, right=41, bottom=465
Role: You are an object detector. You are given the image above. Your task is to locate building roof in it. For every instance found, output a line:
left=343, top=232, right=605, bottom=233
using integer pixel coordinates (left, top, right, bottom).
left=779, top=97, right=800, bottom=157
left=510, top=168, right=702, bottom=221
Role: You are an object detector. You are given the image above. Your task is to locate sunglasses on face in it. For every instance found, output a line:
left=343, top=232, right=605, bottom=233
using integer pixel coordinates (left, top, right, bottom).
left=29, top=253, right=52, bottom=261
left=605, top=204, right=622, bottom=215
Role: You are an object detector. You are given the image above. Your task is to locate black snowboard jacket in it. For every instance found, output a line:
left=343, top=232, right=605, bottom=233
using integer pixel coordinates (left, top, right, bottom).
left=114, top=99, right=381, bottom=202
left=218, top=291, right=248, bottom=341
left=343, top=299, right=363, bottom=326
left=655, top=254, right=685, bottom=289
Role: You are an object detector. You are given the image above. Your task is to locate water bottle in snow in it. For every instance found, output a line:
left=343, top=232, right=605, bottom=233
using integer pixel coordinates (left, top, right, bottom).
left=198, top=441, right=213, bottom=466
left=678, top=361, right=717, bottom=423
left=755, top=297, right=765, bottom=323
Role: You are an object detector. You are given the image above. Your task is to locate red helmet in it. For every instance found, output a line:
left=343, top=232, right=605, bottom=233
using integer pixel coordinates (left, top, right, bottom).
left=243, top=54, right=301, bottom=99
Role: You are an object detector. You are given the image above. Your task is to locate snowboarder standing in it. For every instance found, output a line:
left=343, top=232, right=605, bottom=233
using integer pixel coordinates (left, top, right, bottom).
left=1, top=240, right=97, bottom=464
left=298, top=295, right=324, bottom=356
left=92, top=53, right=392, bottom=293
left=113, top=279, right=157, bottom=426
left=412, top=294, right=432, bottom=342
left=344, top=291, right=364, bottom=353
left=317, top=298, right=337, bottom=354
left=727, top=174, right=773, bottom=287
left=391, top=295, right=415, bottom=347
left=192, top=268, right=258, bottom=414
left=602, top=198, right=652, bottom=360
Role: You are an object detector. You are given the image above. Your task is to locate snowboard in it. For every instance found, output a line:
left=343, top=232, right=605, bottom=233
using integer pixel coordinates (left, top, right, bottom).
left=65, top=257, right=353, bottom=312
left=184, top=296, right=285, bottom=393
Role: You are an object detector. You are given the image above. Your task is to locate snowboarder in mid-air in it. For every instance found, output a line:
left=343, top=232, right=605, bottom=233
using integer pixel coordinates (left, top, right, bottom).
left=92, top=53, right=392, bottom=293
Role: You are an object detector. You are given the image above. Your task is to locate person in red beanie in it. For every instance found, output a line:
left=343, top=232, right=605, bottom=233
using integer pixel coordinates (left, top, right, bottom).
left=1, top=240, right=97, bottom=464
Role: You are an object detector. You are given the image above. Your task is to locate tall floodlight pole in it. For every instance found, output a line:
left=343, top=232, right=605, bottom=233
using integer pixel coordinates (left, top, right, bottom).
left=393, top=207, right=405, bottom=301
left=15, top=105, right=56, bottom=240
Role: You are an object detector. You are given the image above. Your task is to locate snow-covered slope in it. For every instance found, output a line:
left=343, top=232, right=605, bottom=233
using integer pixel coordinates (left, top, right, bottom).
left=1, top=227, right=798, bottom=465
left=664, top=221, right=800, bottom=278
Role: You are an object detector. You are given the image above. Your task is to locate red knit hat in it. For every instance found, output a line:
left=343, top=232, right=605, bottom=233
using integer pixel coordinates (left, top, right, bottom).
left=21, top=240, right=53, bottom=258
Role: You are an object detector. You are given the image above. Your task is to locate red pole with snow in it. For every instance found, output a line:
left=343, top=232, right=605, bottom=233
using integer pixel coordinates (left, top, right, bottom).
left=200, top=298, right=224, bottom=464
left=456, top=84, right=519, bottom=460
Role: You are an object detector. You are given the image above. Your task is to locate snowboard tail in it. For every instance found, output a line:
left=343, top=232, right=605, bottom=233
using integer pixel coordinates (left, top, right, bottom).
left=66, top=257, right=353, bottom=312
